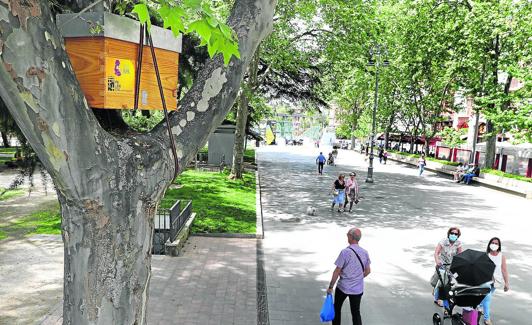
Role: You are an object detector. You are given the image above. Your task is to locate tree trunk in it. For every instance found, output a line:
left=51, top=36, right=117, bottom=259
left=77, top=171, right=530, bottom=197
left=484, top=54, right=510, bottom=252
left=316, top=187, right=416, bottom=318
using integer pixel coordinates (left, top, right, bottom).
left=484, top=34, right=501, bottom=169
left=60, top=192, right=156, bottom=325
left=383, top=113, right=394, bottom=150
left=484, top=120, right=497, bottom=169
left=229, top=92, right=249, bottom=179
left=0, top=0, right=276, bottom=323
left=230, top=47, right=260, bottom=179
left=0, top=131, right=9, bottom=147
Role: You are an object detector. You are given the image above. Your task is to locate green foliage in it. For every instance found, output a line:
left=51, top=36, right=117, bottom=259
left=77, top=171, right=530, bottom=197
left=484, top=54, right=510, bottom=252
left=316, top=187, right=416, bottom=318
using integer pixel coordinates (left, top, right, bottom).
left=122, top=110, right=164, bottom=132
left=319, top=0, right=529, bottom=148
left=438, top=127, right=466, bottom=148
left=133, top=0, right=240, bottom=65
left=481, top=168, right=532, bottom=183
left=163, top=170, right=256, bottom=234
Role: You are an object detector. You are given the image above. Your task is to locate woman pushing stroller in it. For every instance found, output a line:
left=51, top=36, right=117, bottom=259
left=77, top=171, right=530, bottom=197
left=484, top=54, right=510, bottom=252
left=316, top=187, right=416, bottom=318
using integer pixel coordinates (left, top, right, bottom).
left=431, top=230, right=511, bottom=325
left=432, top=227, right=463, bottom=307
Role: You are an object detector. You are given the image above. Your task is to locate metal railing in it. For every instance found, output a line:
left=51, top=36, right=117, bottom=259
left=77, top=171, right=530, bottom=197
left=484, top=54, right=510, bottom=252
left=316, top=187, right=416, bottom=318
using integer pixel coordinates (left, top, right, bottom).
left=169, top=200, right=192, bottom=243
left=152, top=199, right=192, bottom=255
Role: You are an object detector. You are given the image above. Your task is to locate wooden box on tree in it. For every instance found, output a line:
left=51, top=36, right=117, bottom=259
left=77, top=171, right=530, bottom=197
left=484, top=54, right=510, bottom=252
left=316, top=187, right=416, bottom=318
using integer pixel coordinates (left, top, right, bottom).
left=56, top=12, right=182, bottom=110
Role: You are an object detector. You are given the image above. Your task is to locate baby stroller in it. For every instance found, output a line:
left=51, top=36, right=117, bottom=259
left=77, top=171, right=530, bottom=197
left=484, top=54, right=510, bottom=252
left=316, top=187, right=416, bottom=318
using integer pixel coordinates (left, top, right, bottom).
left=327, top=153, right=335, bottom=166
left=432, top=266, right=491, bottom=325
left=433, top=250, right=495, bottom=325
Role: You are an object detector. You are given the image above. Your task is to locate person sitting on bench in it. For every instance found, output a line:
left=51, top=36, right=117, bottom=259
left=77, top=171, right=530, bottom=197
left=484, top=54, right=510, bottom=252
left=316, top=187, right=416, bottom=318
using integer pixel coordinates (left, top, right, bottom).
left=462, top=164, right=480, bottom=185
left=453, top=163, right=465, bottom=182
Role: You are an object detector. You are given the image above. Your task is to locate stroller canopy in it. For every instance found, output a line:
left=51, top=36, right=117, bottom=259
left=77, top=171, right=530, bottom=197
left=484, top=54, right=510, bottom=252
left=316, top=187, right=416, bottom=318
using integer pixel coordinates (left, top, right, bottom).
left=450, top=249, right=495, bottom=286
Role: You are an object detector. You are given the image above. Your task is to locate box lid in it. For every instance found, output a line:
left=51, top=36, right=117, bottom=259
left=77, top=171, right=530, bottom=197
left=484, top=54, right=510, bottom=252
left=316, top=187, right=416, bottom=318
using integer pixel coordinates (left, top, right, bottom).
left=56, top=12, right=182, bottom=53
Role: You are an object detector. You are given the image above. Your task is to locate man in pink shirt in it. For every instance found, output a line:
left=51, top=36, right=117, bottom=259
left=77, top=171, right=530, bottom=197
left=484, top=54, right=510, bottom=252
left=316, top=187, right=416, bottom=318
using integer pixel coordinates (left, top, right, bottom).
left=327, top=228, right=371, bottom=325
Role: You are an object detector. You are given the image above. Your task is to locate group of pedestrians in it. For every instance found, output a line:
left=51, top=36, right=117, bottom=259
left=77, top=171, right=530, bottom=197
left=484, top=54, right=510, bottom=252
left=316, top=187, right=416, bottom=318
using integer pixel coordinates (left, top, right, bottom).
left=315, top=152, right=361, bottom=213
left=316, top=151, right=338, bottom=175
left=452, top=162, right=481, bottom=184
left=377, top=148, right=388, bottom=164
left=324, top=226, right=510, bottom=325
left=432, top=227, right=510, bottom=325
left=330, top=173, right=360, bottom=213
left=313, top=150, right=509, bottom=325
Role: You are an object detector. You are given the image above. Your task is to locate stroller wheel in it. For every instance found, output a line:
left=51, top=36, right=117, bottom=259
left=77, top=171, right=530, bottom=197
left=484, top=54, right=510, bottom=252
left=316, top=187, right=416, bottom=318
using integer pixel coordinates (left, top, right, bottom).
left=433, top=313, right=442, bottom=325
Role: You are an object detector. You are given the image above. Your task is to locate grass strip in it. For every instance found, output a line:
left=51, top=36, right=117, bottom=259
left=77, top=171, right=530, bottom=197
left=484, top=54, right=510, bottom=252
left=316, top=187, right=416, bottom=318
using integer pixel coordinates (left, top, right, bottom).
left=389, top=150, right=460, bottom=166
left=481, top=168, right=532, bottom=183
left=0, top=147, right=17, bottom=155
left=0, top=188, right=25, bottom=201
left=163, top=169, right=256, bottom=234
left=10, top=205, right=62, bottom=236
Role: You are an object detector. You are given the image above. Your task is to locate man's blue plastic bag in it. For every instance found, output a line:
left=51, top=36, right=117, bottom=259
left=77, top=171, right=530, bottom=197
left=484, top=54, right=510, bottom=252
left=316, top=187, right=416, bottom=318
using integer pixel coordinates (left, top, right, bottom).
left=320, top=293, right=335, bottom=322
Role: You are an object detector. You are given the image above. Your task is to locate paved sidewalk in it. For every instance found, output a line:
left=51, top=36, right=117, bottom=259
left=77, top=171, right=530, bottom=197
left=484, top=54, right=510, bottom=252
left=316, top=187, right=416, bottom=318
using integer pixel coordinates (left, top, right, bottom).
left=148, top=236, right=257, bottom=325
left=258, top=145, right=532, bottom=325
left=0, top=235, right=63, bottom=325
left=32, top=236, right=258, bottom=325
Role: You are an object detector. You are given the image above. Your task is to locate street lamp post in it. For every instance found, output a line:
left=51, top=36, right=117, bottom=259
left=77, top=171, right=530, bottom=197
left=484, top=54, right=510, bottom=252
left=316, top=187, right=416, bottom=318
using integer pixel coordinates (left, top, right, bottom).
left=366, top=44, right=388, bottom=183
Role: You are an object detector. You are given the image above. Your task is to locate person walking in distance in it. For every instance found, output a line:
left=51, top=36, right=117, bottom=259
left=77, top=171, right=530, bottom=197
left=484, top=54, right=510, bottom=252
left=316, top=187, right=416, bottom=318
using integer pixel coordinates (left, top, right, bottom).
left=344, top=172, right=360, bottom=212
left=327, top=228, right=371, bottom=325
left=316, top=152, right=327, bottom=175
left=418, top=153, right=427, bottom=176
left=480, top=237, right=510, bottom=325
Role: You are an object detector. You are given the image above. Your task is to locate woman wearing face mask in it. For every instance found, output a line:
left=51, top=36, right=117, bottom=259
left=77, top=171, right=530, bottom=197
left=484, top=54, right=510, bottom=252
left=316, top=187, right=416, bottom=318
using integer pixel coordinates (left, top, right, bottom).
left=480, top=237, right=509, bottom=325
left=432, top=227, right=463, bottom=306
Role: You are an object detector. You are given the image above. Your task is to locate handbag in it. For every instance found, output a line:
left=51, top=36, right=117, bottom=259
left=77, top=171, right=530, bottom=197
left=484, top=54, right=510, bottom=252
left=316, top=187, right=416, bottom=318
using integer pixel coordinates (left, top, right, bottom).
left=333, top=190, right=339, bottom=196
left=319, top=293, right=335, bottom=322
left=430, top=270, right=439, bottom=287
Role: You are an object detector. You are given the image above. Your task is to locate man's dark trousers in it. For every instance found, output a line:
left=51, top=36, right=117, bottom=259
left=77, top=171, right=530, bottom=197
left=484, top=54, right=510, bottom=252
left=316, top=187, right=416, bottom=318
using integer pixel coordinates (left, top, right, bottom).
left=332, top=288, right=363, bottom=325
left=318, top=162, right=324, bottom=174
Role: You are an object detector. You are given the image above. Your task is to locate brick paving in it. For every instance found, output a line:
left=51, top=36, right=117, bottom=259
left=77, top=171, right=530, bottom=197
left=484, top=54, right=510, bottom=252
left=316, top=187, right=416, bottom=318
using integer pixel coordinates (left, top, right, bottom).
left=148, top=236, right=258, bottom=325
left=34, top=236, right=258, bottom=325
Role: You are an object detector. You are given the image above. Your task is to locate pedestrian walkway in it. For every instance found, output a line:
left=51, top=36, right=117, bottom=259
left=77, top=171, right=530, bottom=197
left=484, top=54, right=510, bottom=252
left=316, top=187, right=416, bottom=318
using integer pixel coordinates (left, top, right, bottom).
left=258, top=145, right=532, bottom=324
left=0, top=235, right=63, bottom=325
left=31, top=236, right=258, bottom=325
left=148, top=236, right=257, bottom=325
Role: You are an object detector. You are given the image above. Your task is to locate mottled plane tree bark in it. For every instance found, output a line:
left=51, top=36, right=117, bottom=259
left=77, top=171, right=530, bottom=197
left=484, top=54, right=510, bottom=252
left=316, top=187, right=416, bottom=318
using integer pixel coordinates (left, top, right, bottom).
left=0, top=0, right=276, bottom=324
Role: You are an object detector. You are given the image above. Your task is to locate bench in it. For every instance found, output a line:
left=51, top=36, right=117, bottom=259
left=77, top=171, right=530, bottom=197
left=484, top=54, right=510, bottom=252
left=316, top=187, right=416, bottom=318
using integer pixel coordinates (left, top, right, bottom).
left=387, top=152, right=532, bottom=199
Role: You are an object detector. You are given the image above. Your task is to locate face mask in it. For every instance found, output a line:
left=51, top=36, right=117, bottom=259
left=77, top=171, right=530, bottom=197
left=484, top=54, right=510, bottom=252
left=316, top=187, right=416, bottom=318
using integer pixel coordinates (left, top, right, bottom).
left=489, top=244, right=499, bottom=252
left=449, top=234, right=458, bottom=242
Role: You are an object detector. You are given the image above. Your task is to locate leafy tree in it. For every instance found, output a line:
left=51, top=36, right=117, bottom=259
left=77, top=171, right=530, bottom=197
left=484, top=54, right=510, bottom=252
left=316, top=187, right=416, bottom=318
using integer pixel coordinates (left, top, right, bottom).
left=439, top=126, right=467, bottom=148
left=454, top=0, right=532, bottom=166
left=0, top=1, right=275, bottom=324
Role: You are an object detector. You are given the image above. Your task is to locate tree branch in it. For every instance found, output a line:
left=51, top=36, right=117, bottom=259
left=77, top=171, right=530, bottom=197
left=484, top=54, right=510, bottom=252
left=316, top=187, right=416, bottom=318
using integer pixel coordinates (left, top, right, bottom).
left=0, top=0, right=114, bottom=197
left=289, top=28, right=334, bottom=43
left=151, top=0, right=277, bottom=181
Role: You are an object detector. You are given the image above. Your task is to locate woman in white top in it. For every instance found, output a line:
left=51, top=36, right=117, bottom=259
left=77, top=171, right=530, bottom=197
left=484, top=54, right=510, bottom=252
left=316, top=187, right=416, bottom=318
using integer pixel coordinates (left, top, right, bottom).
left=480, top=237, right=510, bottom=325
left=418, top=154, right=427, bottom=176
